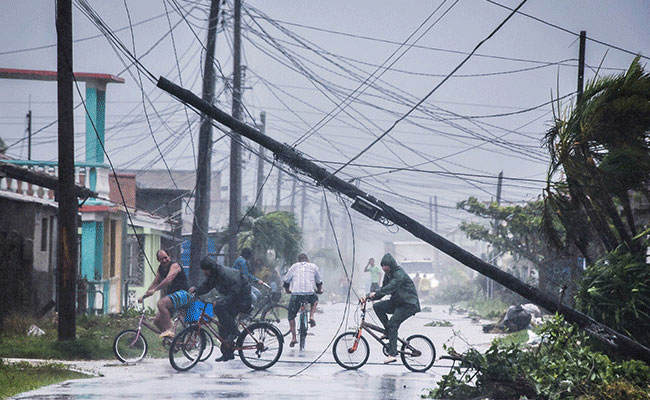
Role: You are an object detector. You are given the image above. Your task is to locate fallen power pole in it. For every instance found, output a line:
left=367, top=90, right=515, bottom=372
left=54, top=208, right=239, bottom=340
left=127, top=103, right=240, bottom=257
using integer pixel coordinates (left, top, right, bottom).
left=156, top=76, right=650, bottom=363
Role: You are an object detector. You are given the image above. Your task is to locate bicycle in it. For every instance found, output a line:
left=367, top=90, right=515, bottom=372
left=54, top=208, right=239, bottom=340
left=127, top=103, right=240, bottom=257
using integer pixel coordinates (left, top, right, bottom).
left=297, top=300, right=310, bottom=351
left=168, top=294, right=283, bottom=372
left=246, top=282, right=290, bottom=337
left=332, top=298, right=436, bottom=372
left=113, top=302, right=214, bottom=363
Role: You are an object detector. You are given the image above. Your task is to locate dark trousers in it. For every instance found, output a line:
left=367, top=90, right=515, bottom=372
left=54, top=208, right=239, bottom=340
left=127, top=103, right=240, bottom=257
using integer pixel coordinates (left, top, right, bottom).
left=214, top=298, right=250, bottom=344
left=373, top=300, right=417, bottom=356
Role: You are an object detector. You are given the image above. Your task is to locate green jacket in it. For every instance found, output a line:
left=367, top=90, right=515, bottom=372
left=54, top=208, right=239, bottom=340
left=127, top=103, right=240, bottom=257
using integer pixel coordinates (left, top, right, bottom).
left=374, top=253, right=421, bottom=312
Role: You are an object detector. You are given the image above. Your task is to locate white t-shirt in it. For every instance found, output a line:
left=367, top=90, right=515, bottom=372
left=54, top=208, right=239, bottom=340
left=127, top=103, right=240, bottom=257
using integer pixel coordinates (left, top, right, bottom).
left=283, top=262, right=322, bottom=294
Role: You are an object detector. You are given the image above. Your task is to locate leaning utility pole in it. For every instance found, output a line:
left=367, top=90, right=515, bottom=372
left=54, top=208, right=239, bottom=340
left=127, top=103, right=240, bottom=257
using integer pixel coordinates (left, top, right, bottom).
left=56, top=0, right=77, bottom=341
left=228, top=0, right=243, bottom=266
left=156, top=76, right=650, bottom=362
left=189, top=0, right=221, bottom=285
left=255, top=111, right=266, bottom=209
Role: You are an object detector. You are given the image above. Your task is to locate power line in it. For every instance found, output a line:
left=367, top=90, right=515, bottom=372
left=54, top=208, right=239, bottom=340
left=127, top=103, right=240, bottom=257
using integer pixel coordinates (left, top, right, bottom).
left=326, top=0, right=531, bottom=180
left=484, top=0, right=650, bottom=61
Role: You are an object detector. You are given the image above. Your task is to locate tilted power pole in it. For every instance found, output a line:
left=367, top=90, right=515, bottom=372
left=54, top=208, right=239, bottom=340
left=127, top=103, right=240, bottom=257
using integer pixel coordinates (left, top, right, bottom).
left=157, top=76, right=650, bottom=363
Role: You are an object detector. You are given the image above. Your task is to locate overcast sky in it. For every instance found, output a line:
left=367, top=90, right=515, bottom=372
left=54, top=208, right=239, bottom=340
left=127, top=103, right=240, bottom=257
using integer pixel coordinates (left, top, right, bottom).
left=1, top=0, right=649, bottom=261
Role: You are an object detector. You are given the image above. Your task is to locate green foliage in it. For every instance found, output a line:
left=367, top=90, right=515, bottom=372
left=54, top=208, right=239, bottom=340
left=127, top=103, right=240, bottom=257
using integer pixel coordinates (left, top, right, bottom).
left=543, top=57, right=650, bottom=260
left=238, top=208, right=303, bottom=268
left=457, top=197, right=549, bottom=267
left=426, top=315, right=650, bottom=400
left=576, top=244, right=650, bottom=347
left=0, top=359, right=90, bottom=399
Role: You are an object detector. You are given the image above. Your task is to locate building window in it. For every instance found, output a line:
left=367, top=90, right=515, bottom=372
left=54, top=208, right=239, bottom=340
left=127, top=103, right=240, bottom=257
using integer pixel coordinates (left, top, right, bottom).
left=127, top=235, right=145, bottom=286
left=41, top=217, right=48, bottom=252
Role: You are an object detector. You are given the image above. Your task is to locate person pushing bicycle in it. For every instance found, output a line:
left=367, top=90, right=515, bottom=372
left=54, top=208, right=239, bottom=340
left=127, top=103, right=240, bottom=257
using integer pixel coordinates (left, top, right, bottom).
left=361, top=253, right=420, bottom=364
left=189, top=256, right=253, bottom=362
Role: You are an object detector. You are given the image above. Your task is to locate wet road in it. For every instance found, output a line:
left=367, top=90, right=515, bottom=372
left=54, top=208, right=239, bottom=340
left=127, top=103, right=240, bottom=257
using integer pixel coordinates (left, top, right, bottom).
left=12, top=302, right=500, bottom=399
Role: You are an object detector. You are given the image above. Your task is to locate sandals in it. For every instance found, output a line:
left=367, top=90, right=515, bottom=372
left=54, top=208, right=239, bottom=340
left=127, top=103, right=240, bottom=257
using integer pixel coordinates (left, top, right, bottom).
left=289, top=340, right=298, bottom=348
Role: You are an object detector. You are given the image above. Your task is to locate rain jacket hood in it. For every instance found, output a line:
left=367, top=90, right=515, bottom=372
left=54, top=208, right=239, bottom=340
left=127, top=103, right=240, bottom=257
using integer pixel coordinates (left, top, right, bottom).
left=380, top=253, right=399, bottom=271
left=374, top=253, right=420, bottom=312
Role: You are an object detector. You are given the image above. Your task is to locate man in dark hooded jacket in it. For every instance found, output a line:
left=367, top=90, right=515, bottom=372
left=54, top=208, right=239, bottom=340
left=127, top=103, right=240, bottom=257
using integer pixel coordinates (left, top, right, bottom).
left=189, top=256, right=253, bottom=361
left=365, top=253, right=421, bottom=364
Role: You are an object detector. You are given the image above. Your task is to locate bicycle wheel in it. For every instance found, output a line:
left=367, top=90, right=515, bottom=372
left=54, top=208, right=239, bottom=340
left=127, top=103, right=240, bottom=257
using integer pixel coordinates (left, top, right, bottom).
left=113, top=329, right=148, bottom=363
left=400, top=334, right=436, bottom=372
left=261, top=304, right=290, bottom=337
left=332, top=331, right=370, bottom=370
left=198, top=329, right=215, bottom=362
left=169, top=325, right=205, bottom=372
left=237, top=322, right=283, bottom=370
left=299, top=311, right=308, bottom=350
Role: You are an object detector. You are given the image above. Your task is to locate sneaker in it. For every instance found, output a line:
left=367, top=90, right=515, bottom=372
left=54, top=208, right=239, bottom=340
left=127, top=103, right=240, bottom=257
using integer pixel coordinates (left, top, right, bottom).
left=159, top=329, right=175, bottom=338
left=383, top=355, right=397, bottom=364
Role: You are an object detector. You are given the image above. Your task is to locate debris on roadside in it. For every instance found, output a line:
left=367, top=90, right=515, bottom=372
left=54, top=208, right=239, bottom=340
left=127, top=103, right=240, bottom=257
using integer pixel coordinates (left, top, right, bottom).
left=425, top=320, right=453, bottom=327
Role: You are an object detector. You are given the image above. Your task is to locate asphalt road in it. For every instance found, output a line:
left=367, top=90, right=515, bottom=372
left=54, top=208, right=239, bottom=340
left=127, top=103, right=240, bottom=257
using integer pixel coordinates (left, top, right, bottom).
left=12, top=302, right=501, bottom=399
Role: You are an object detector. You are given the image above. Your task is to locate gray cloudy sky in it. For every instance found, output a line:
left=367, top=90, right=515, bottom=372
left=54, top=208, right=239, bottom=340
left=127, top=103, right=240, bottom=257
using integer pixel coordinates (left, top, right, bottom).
left=1, top=0, right=649, bottom=253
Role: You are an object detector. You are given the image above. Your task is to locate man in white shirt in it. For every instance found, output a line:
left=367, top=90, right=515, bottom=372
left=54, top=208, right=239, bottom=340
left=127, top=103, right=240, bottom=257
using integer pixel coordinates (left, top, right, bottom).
left=283, top=253, right=323, bottom=347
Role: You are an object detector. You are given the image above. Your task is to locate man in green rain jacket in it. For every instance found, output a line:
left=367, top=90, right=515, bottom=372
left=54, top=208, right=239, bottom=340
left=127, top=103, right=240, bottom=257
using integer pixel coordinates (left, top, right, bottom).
left=365, top=253, right=421, bottom=364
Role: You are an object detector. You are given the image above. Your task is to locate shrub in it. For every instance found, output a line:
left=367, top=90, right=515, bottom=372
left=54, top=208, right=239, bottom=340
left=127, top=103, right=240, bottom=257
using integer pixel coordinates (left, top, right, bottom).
left=576, top=244, right=650, bottom=347
left=426, top=315, right=650, bottom=399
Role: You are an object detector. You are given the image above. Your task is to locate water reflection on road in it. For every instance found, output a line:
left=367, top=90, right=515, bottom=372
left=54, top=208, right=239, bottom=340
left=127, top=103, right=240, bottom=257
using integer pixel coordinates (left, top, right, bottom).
left=13, top=303, right=499, bottom=399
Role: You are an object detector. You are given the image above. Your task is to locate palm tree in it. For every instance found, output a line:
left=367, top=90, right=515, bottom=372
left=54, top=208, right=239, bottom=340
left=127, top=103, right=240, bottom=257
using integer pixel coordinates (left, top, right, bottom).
left=237, top=207, right=303, bottom=271
left=543, top=57, right=650, bottom=260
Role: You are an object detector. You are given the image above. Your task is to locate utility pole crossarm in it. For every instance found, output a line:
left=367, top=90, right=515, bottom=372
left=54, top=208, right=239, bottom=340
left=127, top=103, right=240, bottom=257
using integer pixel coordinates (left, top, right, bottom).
left=156, top=75, right=650, bottom=363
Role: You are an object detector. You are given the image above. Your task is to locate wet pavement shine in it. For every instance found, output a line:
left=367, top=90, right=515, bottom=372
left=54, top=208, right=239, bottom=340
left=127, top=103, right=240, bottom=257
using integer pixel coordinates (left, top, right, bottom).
left=10, top=302, right=501, bottom=399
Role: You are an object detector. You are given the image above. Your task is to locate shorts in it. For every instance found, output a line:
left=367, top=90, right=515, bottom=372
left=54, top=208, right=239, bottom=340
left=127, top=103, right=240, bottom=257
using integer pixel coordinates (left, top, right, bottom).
left=167, top=290, right=191, bottom=310
left=288, top=294, right=318, bottom=320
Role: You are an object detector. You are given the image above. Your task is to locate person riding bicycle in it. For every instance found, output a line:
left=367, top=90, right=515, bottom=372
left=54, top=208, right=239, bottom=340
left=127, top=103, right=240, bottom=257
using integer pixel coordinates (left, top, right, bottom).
left=232, top=247, right=265, bottom=304
left=189, top=256, right=253, bottom=362
left=283, top=253, right=323, bottom=348
left=138, top=249, right=190, bottom=338
left=362, top=253, right=420, bottom=364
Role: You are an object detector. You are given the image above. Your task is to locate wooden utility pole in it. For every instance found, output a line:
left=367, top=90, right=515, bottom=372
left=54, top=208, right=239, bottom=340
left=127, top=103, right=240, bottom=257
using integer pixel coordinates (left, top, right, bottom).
left=190, top=0, right=221, bottom=285
left=428, top=196, right=433, bottom=230
left=487, top=171, right=504, bottom=299
left=577, top=31, right=586, bottom=102
left=255, top=111, right=266, bottom=209
left=56, top=0, right=77, bottom=341
left=157, top=76, right=650, bottom=363
left=26, top=109, right=32, bottom=160
left=228, top=0, right=243, bottom=266
left=434, top=195, right=439, bottom=271
left=290, top=179, right=296, bottom=215
left=275, top=169, right=282, bottom=210
left=300, top=183, right=307, bottom=230
left=319, top=195, right=325, bottom=247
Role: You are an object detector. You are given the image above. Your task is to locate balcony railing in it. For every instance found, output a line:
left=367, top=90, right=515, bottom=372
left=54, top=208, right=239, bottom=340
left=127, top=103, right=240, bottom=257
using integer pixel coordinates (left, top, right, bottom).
left=0, top=160, right=110, bottom=202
